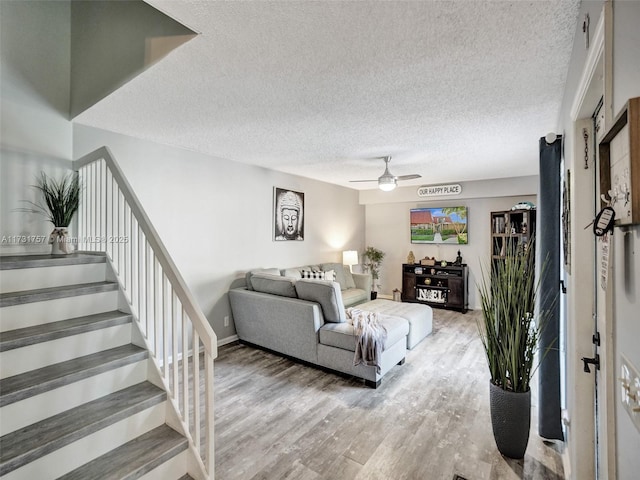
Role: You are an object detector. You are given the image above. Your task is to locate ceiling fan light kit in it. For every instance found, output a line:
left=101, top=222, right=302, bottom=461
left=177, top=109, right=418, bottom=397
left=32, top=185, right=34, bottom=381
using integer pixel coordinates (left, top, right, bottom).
left=378, top=176, right=397, bottom=191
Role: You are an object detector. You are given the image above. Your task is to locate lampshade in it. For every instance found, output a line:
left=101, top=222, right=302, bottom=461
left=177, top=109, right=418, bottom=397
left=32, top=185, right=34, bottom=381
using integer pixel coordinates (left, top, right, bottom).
left=342, top=250, right=359, bottom=271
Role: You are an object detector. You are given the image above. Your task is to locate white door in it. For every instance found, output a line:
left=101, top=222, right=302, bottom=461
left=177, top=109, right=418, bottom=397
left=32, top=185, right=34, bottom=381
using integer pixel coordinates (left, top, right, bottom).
left=578, top=99, right=616, bottom=480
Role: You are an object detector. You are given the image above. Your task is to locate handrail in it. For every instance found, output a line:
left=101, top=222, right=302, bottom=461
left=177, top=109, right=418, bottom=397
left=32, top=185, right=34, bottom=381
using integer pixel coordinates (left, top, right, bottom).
left=74, top=146, right=217, bottom=478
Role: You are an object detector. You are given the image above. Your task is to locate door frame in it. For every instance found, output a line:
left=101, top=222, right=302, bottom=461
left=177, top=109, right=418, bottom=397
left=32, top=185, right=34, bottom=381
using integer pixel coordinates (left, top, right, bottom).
left=567, top=3, right=615, bottom=479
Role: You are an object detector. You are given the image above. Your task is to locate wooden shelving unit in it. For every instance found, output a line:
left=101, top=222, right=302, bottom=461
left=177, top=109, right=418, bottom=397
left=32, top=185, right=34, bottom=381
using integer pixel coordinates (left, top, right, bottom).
left=490, top=209, right=537, bottom=268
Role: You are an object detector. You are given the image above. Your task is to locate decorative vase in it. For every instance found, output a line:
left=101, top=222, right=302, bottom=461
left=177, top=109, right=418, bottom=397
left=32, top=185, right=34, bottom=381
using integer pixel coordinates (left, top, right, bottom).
left=49, top=227, right=72, bottom=255
left=489, top=382, right=531, bottom=459
left=370, top=291, right=378, bottom=300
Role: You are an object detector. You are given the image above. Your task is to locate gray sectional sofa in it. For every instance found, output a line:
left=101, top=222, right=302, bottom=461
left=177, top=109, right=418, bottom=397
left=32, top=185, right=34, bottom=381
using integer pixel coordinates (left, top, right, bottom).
left=229, top=263, right=433, bottom=388
left=246, top=262, right=372, bottom=307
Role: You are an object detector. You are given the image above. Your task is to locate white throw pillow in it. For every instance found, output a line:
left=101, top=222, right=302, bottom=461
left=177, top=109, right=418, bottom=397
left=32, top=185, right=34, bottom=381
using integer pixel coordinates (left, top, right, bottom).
left=323, top=269, right=336, bottom=281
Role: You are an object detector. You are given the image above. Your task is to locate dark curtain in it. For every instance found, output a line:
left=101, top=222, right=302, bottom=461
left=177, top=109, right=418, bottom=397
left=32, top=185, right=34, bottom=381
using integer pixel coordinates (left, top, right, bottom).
left=538, top=136, right=564, bottom=440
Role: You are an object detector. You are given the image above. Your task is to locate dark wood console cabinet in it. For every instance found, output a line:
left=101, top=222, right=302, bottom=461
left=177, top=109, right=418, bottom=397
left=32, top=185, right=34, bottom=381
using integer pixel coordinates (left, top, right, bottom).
left=401, top=263, right=468, bottom=313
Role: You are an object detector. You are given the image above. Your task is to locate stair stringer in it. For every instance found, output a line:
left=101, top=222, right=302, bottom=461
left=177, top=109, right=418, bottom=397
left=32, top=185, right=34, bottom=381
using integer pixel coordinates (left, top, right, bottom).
left=104, top=255, right=210, bottom=480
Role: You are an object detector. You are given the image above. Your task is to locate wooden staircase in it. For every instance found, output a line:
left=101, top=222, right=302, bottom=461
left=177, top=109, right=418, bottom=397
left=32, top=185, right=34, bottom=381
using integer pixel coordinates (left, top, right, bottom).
left=0, top=253, right=195, bottom=479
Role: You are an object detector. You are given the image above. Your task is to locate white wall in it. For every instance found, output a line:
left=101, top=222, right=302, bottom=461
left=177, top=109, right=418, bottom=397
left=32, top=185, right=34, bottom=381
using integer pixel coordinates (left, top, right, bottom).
left=555, top=2, right=603, bottom=478
left=556, top=1, right=640, bottom=478
left=73, top=125, right=366, bottom=342
left=362, top=178, right=537, bottom=309
left=610, top=1, right=640, bottom=478
left=0, top=0, right=74, bottom=254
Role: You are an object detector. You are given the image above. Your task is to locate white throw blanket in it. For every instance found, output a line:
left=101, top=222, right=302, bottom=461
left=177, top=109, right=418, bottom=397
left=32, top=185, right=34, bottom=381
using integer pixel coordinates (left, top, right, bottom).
left=346, top=308, right=388, bottom=373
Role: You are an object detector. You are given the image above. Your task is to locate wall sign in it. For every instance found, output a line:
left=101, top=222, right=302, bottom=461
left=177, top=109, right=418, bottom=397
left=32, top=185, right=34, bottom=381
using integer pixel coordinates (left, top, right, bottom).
left=417, top=184, right=462, bottom=197
left=599, top=97, right=639, bottom=226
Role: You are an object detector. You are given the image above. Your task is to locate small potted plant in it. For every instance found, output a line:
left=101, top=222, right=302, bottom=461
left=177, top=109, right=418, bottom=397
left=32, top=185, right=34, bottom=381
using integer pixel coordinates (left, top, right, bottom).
left=363, top=246, right=385, bottom=299
left=22, top=172, right=80, bottom=254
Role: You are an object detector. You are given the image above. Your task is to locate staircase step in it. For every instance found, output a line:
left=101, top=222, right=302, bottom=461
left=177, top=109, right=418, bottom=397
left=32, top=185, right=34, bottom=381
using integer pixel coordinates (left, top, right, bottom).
left=0, top=311, right=131, bottom=352
left=0, top=290, right=118, bottom=332
left=0, top=382, right=166, bottom=476
left=0, top=252, right=106, bottom=270
left=57, top=425, right=188, bottom=480
left=1, top=312, right=133, bottom=379
left=0, top=361, right=148, bottom=436
left=1, top=262, right=107, bottom=294
left=0, top=344, right=148, bottom=407
left=0, top=281, right=118, bottom=307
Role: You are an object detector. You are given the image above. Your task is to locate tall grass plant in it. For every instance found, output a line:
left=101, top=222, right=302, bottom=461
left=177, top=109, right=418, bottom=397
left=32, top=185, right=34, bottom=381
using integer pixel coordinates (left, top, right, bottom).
left=476, top=238, right=547, bottom=393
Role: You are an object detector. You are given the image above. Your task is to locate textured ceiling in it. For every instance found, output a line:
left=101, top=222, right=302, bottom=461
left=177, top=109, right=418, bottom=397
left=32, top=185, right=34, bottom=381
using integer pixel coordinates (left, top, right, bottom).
left=74, top=0, right=580, bottom=190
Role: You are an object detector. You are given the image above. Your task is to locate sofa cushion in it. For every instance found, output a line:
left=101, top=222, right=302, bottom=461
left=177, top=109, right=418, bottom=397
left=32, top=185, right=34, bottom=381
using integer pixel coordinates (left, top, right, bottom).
left=343, top=268, right=356, bottom=289
left=282, top=268, right=304, bottom=280
left=341, top=288, right=369, bottom=308
left=357, top=299, right=433, bottom=349
left=295, top=279, right=346, bottom=323
left=245, top=268, right=281, bottom=290
left=319, top=314, right=409, bottom=352
left=318, top=322, right=357, bottom=351
left=250, top=273, right=297, bottom=298
left=320, top=263, right=348, bottom=290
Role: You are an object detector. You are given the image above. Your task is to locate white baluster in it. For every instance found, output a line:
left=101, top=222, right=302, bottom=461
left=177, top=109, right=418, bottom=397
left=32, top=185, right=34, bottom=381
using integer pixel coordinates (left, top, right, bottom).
left=205, top=356, right=214, bottom=476
left=172, top=293, right=179, bottom=397
left=193, top=328, right=201, bottom=452
left=182, top=307, right=189, bottom=428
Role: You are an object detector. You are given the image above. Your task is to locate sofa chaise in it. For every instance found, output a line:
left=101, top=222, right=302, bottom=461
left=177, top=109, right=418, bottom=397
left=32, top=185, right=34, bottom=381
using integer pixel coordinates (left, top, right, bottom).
left=229, top=264, right=433, bottom=388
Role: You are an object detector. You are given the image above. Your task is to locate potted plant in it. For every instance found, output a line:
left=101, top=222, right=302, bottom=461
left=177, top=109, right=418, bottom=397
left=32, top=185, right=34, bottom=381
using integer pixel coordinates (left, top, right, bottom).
left=22, top=172, right=80, bottom=254
left=476, top=238, right=549, bottom=459
left=363, top=246, right=385, bottom=300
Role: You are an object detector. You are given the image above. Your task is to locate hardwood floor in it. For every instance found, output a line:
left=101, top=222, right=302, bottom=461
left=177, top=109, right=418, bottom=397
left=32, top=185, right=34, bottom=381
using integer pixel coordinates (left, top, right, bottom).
left=213, top=309, right=565, bottom=480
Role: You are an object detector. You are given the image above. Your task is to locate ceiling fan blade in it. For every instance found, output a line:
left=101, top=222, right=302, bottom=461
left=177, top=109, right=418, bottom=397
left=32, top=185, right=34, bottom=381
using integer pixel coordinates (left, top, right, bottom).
left=349, top=179, right=378, bottom=183
left=396, top=174, right=422, bottom=181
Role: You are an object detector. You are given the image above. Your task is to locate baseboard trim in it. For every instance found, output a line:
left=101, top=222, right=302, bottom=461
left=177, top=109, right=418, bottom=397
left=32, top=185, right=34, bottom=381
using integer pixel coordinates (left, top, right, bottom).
left=217, top=335, right=239, bottom=347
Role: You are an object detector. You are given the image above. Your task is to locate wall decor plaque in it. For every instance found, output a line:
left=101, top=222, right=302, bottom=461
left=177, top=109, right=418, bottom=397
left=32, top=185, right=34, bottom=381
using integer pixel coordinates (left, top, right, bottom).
left=417, top=184, right=462, bottom=197
left=599, top=97, right=640, bottom=226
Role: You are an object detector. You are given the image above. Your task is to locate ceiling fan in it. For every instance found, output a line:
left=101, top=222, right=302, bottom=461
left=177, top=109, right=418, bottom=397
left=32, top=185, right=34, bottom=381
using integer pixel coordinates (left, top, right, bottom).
left=349, top=156, right=421, bottom=191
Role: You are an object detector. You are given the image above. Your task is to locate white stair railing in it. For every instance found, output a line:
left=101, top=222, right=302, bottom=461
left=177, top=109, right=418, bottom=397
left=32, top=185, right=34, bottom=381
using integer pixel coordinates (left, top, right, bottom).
left=74, top=146, right=217, bottom=479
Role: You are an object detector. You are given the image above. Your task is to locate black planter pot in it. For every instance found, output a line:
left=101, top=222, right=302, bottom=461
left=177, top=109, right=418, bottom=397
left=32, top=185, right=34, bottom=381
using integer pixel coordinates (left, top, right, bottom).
left=489, top=382, right=531, bottom=459
left=370, top=291, right=378, bottom=300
